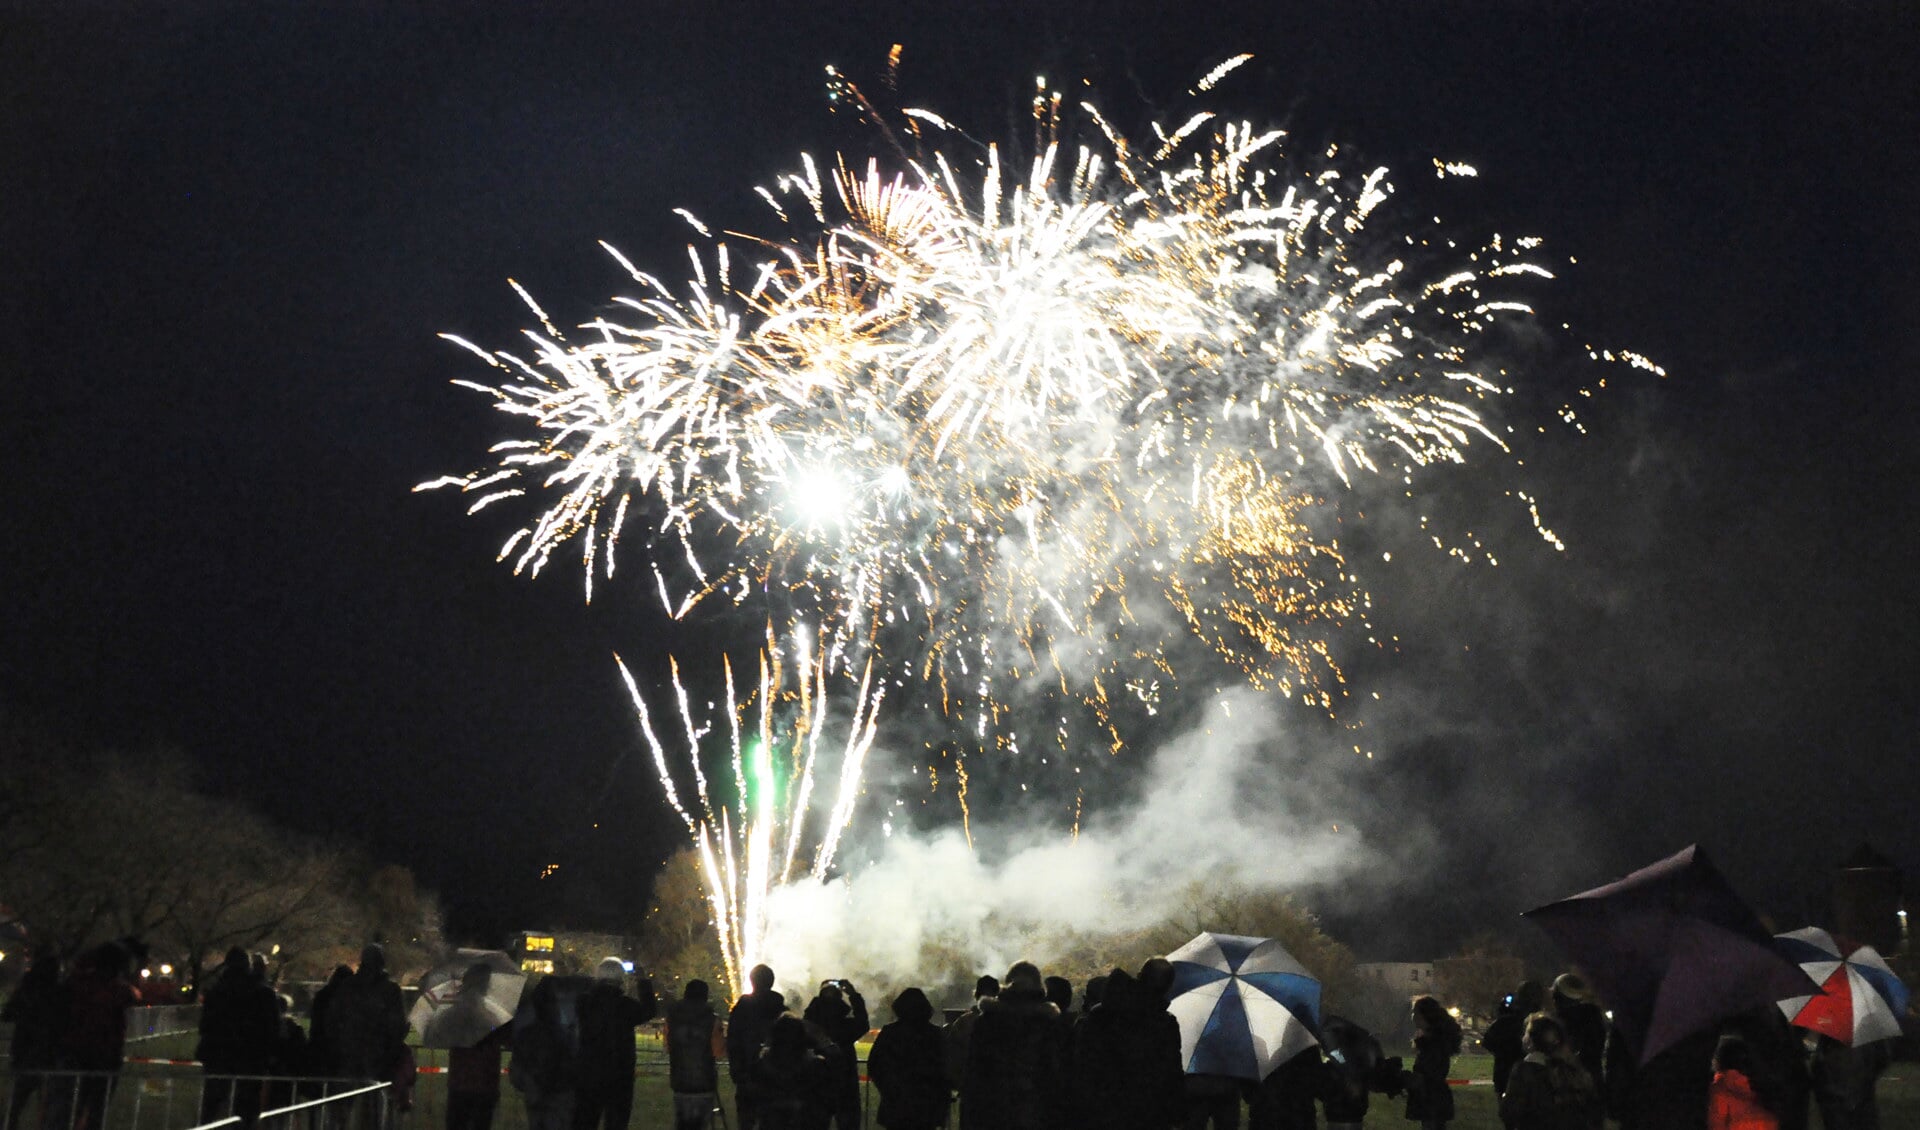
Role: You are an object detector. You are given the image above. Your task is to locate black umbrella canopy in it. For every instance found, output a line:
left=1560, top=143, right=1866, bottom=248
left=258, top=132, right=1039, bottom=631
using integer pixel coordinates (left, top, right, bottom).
left=1523, top=844, right=1814, bottom=1064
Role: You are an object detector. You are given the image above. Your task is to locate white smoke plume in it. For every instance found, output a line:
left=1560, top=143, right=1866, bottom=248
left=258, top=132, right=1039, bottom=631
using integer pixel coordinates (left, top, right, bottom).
left=756, top=685, right=1379, bottom=997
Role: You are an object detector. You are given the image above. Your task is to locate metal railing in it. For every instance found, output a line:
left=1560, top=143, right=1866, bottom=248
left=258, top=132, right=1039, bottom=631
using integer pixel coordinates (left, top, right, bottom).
left=2, top=1071, right=392, bottom=1130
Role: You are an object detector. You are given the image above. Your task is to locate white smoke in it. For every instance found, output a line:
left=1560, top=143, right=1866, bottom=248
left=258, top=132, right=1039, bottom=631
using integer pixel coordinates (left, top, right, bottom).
left=758, top=685, right=1378, bottom=997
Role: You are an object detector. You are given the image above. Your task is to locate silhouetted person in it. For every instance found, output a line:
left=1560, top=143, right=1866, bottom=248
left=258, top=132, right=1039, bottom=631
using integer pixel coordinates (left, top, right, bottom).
left=306, top=965, right=353, bottom=1079
left=1496, top=1013, right=1601, bottom=1130
left=1068, top=968, right=1183, bottom=1130
left=56, top=942, right=143, bottom=1130
left=444, top=965, right=513, bottom=1130
left=512, top=977, right=579, bottom=1130
left=1316, top=1014, right=1396, bottom=1130
left=327, top=945, right=407, bottom=1082
left=944, top=974, right=998, bottom=1100
left=963, top=961, right=1063, bottom=1130
left=4, top=947, right=62, bottom=1130
left=664, top=980, right=725, bottom=1130
left=867, top=987, right=951, bottom=1130
left=1721, top=1007, right=1809, bottom=1130
left=1809, top=1033, right=1891, bottom=1130
left=264, top=992, right=309, bottom=1129
left=1605, top=1023, right=1716, bottom=1130
left=1246, top=1046, right=1323, bottom=1130
left=198, top=946, right=281, bottom=1125
left=728, top=964, right=787, bottom=1130
left=1483, top=981, right=1545, bottom=1109
left=1550, top=974, right=1606, bottom=1085
left=574, top=958, right=656, bottom=1130
left=802, top=980, right=868, bottom=1130
left=750, top=1015, right=831, bottom=1130
left=1183, top=1070, right=1240, bottom=1130
left=1708, top=1038, right=1777, bottom=1130
left=1404, top=995, right=1462, bottom=1130
left=1045, top=977, right=1075, bottom=1022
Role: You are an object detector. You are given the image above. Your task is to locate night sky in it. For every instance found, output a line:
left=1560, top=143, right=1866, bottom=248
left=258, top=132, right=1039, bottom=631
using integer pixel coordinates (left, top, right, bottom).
left=4, top=1, right=1916, bottom=953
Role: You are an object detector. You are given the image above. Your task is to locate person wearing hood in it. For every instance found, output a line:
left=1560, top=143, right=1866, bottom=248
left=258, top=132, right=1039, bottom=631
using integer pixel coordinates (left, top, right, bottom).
left=197, top=946, right=280, bottom=1125
left=1496, top=1013, right=1602, bottom=1130
left=664, top=980, right=726, bottom=1130
left=751, top=1015, right=832, bottom=1130
left=1068, top=967, right=1184, bottom=1130
left=1708, top=1038, right=1778, bottom=1130
left=1483, top=981, right=1546, bottom=1109
left=1809, top=1031, right=1892, bottom=1130
left=728, top=964, right=788, bottom=1130
left=574, top=958, right=657, bottom=1130
left=802, top=980, right=869, bottom=1130
left=962, top=961, right=1065, bottom=1130
left=511, top=976, right=579, bottom=1130
left=867, top=987, right=951, bottom=1130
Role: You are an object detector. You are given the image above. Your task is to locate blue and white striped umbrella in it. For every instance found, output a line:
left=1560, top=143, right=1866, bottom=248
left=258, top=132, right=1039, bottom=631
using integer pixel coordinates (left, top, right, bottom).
left=1166, top=932, right=1322, bottom=1081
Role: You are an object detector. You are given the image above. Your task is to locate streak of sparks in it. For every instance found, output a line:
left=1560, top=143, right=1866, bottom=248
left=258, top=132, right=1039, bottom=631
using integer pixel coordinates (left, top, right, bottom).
left=616, top=627, right=881, bottom=999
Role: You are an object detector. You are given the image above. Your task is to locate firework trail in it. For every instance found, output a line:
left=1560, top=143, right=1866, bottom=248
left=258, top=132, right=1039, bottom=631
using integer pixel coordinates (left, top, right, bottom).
left=421, top=54, right=1657, bottom=950
left=617, top=624, right=882, bottom=997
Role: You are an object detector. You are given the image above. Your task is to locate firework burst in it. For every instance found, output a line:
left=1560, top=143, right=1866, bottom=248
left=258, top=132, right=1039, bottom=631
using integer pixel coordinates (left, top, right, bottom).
left=422, top=54, right=1656, bottom=940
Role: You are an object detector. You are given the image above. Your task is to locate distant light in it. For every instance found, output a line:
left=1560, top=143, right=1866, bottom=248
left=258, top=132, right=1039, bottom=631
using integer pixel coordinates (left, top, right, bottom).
left=160, top=964, right=173, bottom=976
left=621, top=960, right=635, bottom=973
left=1900, top=909, right=1909, bottom=919
left=140, top=968, right=152, bottom=979
left=1446, top=1006, right=1462, bottom=1019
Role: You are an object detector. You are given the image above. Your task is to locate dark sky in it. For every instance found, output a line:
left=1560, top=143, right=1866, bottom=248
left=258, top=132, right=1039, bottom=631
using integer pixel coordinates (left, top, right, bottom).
left=3, top=1, right=1916, bottom=953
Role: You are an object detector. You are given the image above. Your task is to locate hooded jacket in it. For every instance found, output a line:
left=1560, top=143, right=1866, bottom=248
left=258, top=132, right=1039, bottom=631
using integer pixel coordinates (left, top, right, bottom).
left=727, top=987, right=788, bottom=1083
left=962, top=984, right=1063, bottom=1130
left=867, top=988, right=951, bottom=1129
left=1068, top=970, right=1184, bottom=1130
left=1709, top=1069, right=1779, bottom=1130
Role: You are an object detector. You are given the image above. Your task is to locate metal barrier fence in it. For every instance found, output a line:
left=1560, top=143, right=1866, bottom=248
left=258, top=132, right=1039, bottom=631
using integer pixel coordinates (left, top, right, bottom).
left=1, top=1071, right=393, bottom=1130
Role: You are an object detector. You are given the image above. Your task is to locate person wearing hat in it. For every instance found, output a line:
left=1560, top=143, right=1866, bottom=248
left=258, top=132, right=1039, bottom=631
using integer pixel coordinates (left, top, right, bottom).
left=574, top=958, right=657, bottom=1130
left=1551, top=973, right=1607, bottom=1085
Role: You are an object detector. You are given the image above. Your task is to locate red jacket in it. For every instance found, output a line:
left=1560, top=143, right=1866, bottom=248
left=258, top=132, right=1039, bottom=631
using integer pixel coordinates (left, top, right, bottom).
left=1708, top=1069, right=1778, bottom=1130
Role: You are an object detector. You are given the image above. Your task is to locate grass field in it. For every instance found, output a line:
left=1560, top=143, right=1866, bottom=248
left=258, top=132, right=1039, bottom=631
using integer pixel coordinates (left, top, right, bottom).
left=23, top=1037, right=1920, bottom=1130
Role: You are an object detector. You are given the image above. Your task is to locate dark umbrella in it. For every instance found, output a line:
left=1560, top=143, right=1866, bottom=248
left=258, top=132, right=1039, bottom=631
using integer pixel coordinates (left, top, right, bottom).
left=1523, top=844, right=1813, bottom=1064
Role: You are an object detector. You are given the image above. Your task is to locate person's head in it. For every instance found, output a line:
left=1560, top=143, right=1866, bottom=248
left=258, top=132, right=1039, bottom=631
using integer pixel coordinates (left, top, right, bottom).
left=1004, top=961, right=1043, bottom=995
left=328, top=964, right=353, bottom=987
left=1044, top=976, right=1073, bottom=1012
left=462, top=963, right=495, bottom=995
left=767, top=1014, right=809, bottom=1058
left=1083, top=974, right=1108, bottom=1011
left=891, top=986, right=933, bottom=1025
left=813, top=981, right=846, bottom=1008
left=684, top=980, right=709, bottom=1003
left=1523, top=1012, right=1566, bottom=1055
left=1512, top=980, right=1545, bottom=1015
left=358, top=944, right=386, bottom=978
left=1412, top=995, right=1448, bottom=1030
left=749, top=964, right=776, bottom=994
left=1714, top=1037, right=1754, bottom=1077
left=1137, top=957, right=1174, bottom=1000
left=251, top=953, right=269, bottom=982
left=222, top=946, right=251, bottom=973
left=530, top=976, right=561, bottom=1021
left=595, top=957, right=626, bottom=984
left=973, top=974, right=1001, bottom=1002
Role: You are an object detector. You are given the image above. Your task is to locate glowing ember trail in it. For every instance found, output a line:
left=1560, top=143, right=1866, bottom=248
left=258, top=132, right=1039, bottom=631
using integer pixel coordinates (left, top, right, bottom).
left=616, top=625, right=882, bottom=998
